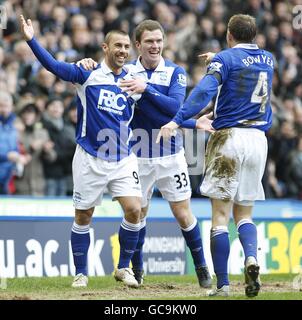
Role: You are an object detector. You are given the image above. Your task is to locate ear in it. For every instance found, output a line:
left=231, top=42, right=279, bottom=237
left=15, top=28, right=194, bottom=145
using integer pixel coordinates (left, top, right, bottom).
left=101, top=43, right=107, bottom=52
left=227, top=30, right=233, bottom=43
left=135, top=40, right=140, bottom=50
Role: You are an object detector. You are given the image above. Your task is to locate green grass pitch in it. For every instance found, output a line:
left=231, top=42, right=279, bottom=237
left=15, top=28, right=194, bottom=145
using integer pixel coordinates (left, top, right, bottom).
left=0, top=274, right=301, bottom=300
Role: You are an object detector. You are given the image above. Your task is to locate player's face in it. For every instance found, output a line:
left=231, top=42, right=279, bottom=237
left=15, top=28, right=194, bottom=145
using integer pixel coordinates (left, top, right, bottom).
left=103, top=34, right=131, bottom=73
left=136, top=29, right=164, bottom=69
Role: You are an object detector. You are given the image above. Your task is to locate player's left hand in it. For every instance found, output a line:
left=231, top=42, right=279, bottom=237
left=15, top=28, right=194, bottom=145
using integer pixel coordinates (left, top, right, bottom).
left=196, top=112, right=215, bottom=133
left=119, top=78, right=147, bottom=97
left=156, top=121, right=179, bottom=143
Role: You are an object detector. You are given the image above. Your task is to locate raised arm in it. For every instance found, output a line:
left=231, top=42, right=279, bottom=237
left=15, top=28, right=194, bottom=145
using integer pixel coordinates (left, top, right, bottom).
left=20, top=15, right=89, bottom=84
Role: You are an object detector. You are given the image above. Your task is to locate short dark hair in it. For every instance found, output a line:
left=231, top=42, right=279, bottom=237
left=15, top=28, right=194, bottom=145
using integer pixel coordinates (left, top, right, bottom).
left=45, top=97, right=64, bottom=109
left=228, top=14, right=257, bottom=43
left=104, top=30, right=129, bottom=45
left=134, top=19, right=164, bottom=42
left=19, top=103, right=39, bottom=116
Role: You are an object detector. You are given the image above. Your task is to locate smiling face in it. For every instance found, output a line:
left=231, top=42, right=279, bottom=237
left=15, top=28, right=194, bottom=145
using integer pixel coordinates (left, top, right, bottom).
left=102, top=32, right=131, bottom=74
left=136, top=29, right=164, bottom=69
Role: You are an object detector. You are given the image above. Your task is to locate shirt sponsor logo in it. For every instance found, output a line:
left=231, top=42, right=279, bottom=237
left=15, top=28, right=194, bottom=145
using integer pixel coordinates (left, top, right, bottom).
left=97, top=89, right=127, bottom=115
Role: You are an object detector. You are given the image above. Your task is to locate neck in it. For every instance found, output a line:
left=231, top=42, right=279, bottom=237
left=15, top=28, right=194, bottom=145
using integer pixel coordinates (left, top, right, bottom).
left=140, top=56, right=160, bottom=70
left=105, top=58, right=122, bottom=75
left=229, top=40, right=237, bottom=48
left=111, top=67, right=122, bottom=75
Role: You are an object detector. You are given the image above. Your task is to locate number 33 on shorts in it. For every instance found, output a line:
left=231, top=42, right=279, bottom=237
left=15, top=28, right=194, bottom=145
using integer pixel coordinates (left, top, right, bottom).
left=174, top=172, right=189, bottom=190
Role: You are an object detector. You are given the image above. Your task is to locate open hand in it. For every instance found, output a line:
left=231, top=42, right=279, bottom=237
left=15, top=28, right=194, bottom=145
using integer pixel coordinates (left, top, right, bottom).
left=156, top=121, right=179, bottom=143
left=76, top=58, right=98, bottom=70
left=196, top=112, right=215, bottom=133
left=20, top=15, right=34, bottom=41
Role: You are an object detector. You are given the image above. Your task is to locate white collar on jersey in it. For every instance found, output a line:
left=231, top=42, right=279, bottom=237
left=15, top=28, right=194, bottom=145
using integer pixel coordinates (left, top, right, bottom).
left=233, top=43, right=259, bottom=50
left=135, top=56, right=166, bottom=72
left=100, top=60, right=128, bottom=75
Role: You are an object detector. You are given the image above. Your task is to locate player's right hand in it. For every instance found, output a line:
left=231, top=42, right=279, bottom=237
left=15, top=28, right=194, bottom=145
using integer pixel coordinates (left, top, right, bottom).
left=196, top=112, right=215, bottom=133
left=76, top=58, right=98, bottom=70
left=20, top=15, right=34, bottom=41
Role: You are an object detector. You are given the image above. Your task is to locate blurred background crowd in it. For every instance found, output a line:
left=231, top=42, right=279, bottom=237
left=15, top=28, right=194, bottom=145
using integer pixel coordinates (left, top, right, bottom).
left=0, top=0, right=301, bottom=199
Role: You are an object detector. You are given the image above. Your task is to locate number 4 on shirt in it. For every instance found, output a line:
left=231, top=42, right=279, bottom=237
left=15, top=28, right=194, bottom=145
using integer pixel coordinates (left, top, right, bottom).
left=251, top=71, right=268, bottom=114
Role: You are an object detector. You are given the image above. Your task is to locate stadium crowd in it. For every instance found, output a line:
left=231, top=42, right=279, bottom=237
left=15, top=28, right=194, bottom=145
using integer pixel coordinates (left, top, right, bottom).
left=0, top=0, right=301, bottom=199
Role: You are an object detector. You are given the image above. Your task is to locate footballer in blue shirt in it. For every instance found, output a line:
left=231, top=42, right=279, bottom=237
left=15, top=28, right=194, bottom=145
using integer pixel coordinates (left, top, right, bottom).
left=20, top=15, right=143, bottom=289
left=158, top=14, right=274, bottom=297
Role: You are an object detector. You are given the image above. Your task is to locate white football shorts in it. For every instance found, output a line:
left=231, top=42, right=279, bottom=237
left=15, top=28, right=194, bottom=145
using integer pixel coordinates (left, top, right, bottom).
left=138, top=149, right=192, bottom=208
left=72, top=145, right=142, bottom=209
left=200, top=128, right=268, bottom=204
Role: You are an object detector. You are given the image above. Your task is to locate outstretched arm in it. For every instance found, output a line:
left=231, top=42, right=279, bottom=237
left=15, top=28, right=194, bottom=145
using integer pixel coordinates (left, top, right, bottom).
left=173, top=74, right=220, bottom=125
left=156, top=72, right=220, bottom=143
left=20, top=15, right=89, bottom=84
left=156, top=112, right=215, bottom=143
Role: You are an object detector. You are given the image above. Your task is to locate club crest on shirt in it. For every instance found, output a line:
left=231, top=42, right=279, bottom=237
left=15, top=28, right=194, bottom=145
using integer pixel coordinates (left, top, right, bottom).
left=159, top=71, right=168, bottom=82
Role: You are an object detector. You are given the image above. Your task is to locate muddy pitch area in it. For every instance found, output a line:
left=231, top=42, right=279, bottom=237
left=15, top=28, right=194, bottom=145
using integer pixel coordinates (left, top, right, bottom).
left=0, top=280, right=296, bottom=300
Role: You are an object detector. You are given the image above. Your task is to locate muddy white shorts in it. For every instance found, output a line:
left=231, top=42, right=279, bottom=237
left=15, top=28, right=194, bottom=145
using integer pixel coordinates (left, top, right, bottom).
left=200, top=128, right=268, bottom=204
left=138, top=149, right=192, bottom=208
left=72, top=145, right=142, bottom=209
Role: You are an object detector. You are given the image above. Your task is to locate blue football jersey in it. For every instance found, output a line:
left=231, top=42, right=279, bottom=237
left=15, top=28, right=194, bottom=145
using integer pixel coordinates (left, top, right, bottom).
left=74, top=62, right=140, bottom=161
left=27, top=38, right=140, bottom=162
left=208, top=43, right=274, bottom=131
left=126, top=58, right=187, bottom=158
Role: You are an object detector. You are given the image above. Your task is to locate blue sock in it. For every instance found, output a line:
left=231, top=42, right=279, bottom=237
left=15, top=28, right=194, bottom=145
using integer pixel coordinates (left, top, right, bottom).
left=131, top=218, right=146, bottom=270
left=118, top=218, right=140, bottom=269
left=237, top=219, right=257, bottom=262
left=181, top=217, right=206, bottom=268
left=210, top=226, right=230, bottom=288
left=71, top=222, right=90, bottom=276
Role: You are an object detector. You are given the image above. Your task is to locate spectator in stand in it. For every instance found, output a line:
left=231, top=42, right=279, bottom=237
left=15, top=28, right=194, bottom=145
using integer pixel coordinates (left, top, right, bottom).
left=284, top=136, right=302, bottom=199
left=0, top=91, right=30, bottom=194
left=14, top=103, right=56, bottom=196
left=42, top=97, right=76, bottom=196
left=64, top=100, right=77, bottom=196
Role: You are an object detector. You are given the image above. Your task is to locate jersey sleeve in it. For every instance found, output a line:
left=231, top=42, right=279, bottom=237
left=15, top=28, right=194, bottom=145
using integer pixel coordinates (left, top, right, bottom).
left=27, top=37, right=91, bottom=85
left=206, top=52, right=230, bottom=84
left=143, top=66, right=186, bottom=117
left=173, top=74, right=219, bottom=125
